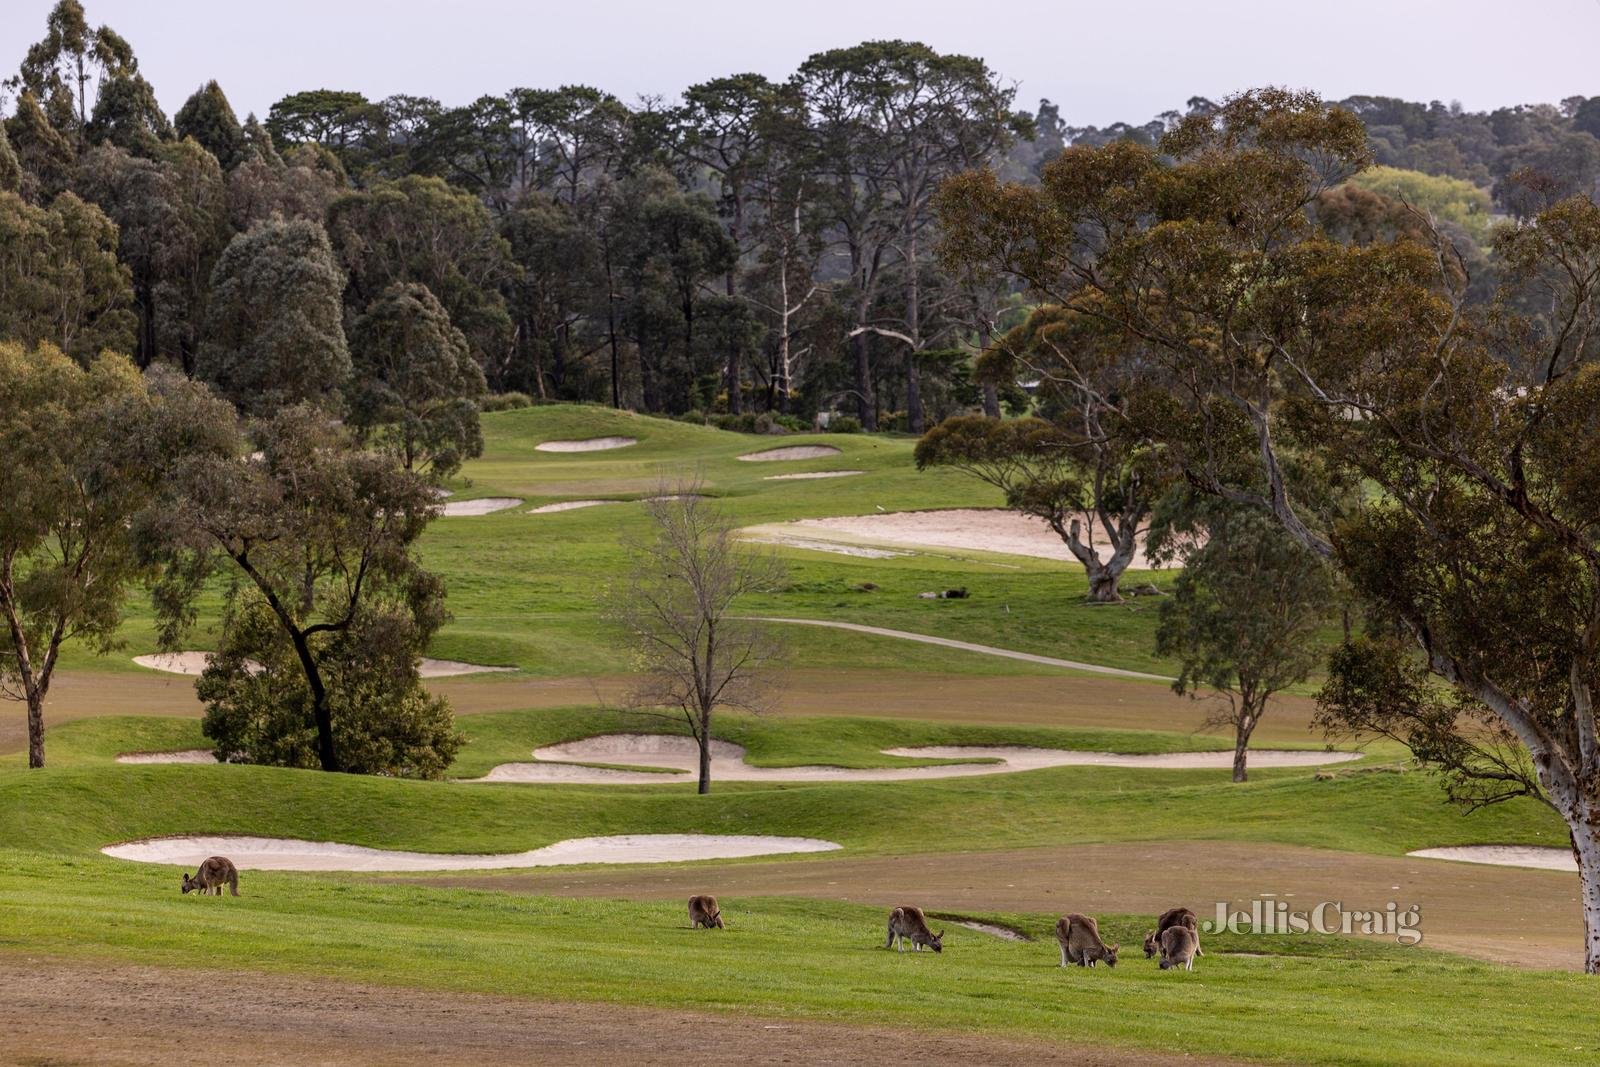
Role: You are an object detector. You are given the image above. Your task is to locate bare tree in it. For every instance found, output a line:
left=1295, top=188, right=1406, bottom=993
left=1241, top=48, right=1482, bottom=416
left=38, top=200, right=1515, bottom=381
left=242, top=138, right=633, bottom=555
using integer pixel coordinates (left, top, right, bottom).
left=605, top=487, right=786, bottom=793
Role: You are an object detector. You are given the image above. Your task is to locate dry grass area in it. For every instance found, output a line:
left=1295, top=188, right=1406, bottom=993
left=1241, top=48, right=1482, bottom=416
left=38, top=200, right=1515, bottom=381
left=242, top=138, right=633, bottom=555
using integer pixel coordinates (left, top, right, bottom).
left=4, top=667, right=1323, bottom=755
left=2, top=955, right=1233, bottom=1067
left=414, top=840, right=1582, bottom=971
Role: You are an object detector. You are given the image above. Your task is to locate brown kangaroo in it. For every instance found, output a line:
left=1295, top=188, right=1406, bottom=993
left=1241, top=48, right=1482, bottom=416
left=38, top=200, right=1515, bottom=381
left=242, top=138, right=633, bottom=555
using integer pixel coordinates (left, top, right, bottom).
left=180, top=856, right=239, bottom=897
left=1056, top=913, right=1118, bottom=967
left=1143, top=906, right=1202, bottom=959
left=1159, top=924, right=1199, bottom=971
left=884, top=906, right=943, bottom=953
left=688, top=894, right=724, bottom=929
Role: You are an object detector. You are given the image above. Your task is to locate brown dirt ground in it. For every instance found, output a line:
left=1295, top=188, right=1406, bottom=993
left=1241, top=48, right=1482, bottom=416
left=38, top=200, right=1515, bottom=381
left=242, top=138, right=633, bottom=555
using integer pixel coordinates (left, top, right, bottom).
left=0, top=954, right=1242, bottom=1067
left=5, top=668, right=1319, bottom=754
left=410, top=840, right=1583, bottom=972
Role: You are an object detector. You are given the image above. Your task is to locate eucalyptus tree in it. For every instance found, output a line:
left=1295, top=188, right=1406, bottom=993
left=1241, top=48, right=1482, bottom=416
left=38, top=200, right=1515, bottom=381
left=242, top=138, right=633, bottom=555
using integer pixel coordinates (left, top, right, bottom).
left=326, top=175, right=515, bottom=384
left=0, top=187, right=134, bottom=364
left=0, top=346, right=226, bottom=768
left=7, top=92, right=77, bottom=203
left=146, top=403, right=459, bottom=776
left=84, top=71, right=169, bottom=155
left=197, top=217, right=350, bottom=414
left=75, top=140, right=229, bottom=370
left=938, top=87, right=1600, bottom=971
left=348, top=282, right=487, bottom=478
left=7, top=0, right=136, bottom=143
left=175, top=81, right=246, bottom=170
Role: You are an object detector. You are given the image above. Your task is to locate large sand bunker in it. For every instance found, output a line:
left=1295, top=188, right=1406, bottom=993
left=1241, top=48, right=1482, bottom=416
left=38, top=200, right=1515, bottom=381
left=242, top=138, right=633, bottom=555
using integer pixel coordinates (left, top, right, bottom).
left=1407, top=846, right=1575, bottom=872
left=738, top=445, right=842, bottom=462
left=472, top=734, right=1359, bottom=784
left=134, top=652, right=512, bottom=679
left=441, top=498, right=522, bottom=517
left=102, top=833, right=840, bottom=871
left=740, top=535, right=909, bottom=559
left=752, top=508, right=1173, bottom=568
left=534, top=437, right=637, bottom=453
left=763, top=470, right=865, bottom=481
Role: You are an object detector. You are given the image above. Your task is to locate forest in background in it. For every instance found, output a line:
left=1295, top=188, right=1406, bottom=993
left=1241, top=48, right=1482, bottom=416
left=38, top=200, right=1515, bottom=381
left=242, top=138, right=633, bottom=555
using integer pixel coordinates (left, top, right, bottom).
left=4, top=0, right=1598, bottom=433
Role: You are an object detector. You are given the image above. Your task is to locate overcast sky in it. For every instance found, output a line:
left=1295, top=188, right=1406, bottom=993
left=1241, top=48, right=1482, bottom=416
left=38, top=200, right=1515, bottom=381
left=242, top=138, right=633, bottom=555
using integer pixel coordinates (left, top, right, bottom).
left=7, top=0, right=1600, bottom=127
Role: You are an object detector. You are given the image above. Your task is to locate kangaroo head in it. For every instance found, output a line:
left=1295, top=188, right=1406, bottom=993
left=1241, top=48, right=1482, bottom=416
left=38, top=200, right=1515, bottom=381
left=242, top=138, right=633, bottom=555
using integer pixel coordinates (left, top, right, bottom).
left=180, top=873, right=196, bottom=894
left=1143, top=931, right=1160, bottom=958
left=929, top=930, right=944, bottom=953
left=709, top=909, right=723, bottom=928
left=1104, top=943, right=1119, bottom=967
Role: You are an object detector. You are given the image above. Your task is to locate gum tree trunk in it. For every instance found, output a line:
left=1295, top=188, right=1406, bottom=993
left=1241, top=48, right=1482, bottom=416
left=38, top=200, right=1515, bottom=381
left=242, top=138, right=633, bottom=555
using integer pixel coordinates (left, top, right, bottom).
left=1573, top=824, right=1600, bottom=973
left=1232, top=714, right=1258, bottom=783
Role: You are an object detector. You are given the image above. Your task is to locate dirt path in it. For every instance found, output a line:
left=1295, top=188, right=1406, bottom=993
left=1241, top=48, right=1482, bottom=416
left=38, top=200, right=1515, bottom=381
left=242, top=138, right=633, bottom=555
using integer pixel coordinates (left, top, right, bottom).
left=413, top=840, right=1584, bottom=971
left=4, top=668, right=1321, bottom=756
left=1, top=955, right=1231, bottom=1067
left=750, top=618, right=1173, bottom=680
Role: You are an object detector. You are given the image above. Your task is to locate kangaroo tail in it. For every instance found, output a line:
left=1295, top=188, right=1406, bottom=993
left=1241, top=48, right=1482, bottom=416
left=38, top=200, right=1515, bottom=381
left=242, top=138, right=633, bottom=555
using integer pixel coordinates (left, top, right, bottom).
left=228, top=870, right=239, bottom=896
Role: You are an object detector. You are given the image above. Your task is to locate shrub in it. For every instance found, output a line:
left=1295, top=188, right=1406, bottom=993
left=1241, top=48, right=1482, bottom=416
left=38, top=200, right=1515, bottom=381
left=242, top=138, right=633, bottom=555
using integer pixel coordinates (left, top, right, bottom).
left=827, top=415, right=862, bottom=434
left=480, top=391, right=534, bottom=412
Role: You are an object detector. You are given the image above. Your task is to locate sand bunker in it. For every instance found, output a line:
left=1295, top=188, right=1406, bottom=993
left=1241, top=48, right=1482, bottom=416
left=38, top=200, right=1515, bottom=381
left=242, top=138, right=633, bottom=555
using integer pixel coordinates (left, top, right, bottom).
left=134, top=652, right=510, bottom=679
left=472, top=734, right=1359, bottom=784
left=1407, top=846, right=1576, bottom=872
left=528, top=500, right=617, bottom=514
left=101, top=833, right=841, bottom=871
left=763, top=470, right=865, bottom=481
left=440, top=498, right=523, bottom=517
left=738, top=446, right=842, bottom=462
left=741, top=535, right=909, bottom=559
left=943, top=919, right=1031, bottom=942
left=115, top=750, right=219, bottom=765
left=418, top=658, right=516, bottom=678
left=753, top=509, right=1173, bottom=568
left=534, top=437, right=637, bottom=453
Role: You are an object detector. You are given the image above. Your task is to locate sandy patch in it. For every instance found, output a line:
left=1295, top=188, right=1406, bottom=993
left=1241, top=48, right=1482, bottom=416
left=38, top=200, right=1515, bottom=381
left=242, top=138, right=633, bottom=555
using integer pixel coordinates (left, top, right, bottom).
left=472, top=733, right=1357, bottom=784
left=1407, top=846, right=1576, bottom=872
left=133, top=652, right=507, bottom=680
left=750, top=618, right=1174, bottom=680
left=738, top=445, right=842, bottom=462
left=441, top=498, right=523, bottom=517
left=939, top=918, right=1032, bottom=942
left=115, top=750, right=218, bottom=765
left=418, top=658, right=517, bottom=679
left=741, top=535, right=910, bottom=559
left=764, top=470, right=865, bottom=481
left=102, top=833, right=841, bottom=872
left=534, top=436, right=637, bottom=452
left=528, top=499, right=616, bottom=513
left=754, top=508, right=1173, bottom=569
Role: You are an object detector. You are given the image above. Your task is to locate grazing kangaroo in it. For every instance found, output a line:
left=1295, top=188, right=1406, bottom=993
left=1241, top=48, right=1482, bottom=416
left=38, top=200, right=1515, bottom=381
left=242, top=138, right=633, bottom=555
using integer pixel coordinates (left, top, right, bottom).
left=1159, top=924, right=1199, bottom=971
left=884, top=906, right=943, bottom=953
left=1056, top=913, right=1118, bottom=968
left=1144, top=906, right=1202, bottom=959
left=180, top=856, right=239, bottom=897
left=688, top=894, right=724, bottom=929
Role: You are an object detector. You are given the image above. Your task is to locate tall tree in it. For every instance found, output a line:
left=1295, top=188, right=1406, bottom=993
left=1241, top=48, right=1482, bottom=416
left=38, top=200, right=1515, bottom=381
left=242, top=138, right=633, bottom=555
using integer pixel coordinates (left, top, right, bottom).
left=7, top=0, right=136, bottom=143
left=148, top=404, right=455, bottom=775
left=0, top=346, right=224, bottom=768
left=7, top=92, right=77, bottom=203
left=84, top=71, right=169, bottom=155
left=197, top=217, right=350, bottom=414
left=348, top=282, right=487, bottom=478
left=937, top=87, right=1600, bottom=971
left=175, top=81, right=246, bottom=170
left=605, top=489, right=786, bottom=794
left=0, top=187, right=135, bottom=364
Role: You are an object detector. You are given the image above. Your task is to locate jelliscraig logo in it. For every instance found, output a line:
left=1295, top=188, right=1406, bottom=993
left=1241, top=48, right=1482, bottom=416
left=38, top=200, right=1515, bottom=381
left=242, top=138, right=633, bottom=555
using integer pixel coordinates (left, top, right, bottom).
left=1205, top=900, right=1423, bottom=945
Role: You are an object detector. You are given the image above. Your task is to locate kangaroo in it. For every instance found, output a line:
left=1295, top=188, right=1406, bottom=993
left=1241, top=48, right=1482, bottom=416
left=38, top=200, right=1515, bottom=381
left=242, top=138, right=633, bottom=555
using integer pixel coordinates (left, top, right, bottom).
left=1143, top=906, right=1202, bottom=959
left=688, top=894, right=724, bottom=929
left=1056, top=913, right=1118, bottom=968
left=180, top=856, right=239, bottom=897
left=884, top=905, right=943, bottom=953
left=1159, top=924, right=1199, bottom=971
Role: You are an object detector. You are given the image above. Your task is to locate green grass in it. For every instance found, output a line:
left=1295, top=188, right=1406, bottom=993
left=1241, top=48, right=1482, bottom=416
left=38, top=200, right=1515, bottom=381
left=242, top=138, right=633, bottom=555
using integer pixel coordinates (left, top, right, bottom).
left=3, top=853, right=1597, bottom=1066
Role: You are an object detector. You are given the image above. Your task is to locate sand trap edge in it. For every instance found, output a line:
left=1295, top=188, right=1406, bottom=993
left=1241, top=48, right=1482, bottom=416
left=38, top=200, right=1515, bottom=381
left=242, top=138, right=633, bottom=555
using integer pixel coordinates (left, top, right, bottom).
left=534, top=437, right=638, bottom=453
left=101, top=833, right=843, bottom=872
left=737, top=445, right=843, bottom=462
left=1406, top=845, right=1576, bottom=872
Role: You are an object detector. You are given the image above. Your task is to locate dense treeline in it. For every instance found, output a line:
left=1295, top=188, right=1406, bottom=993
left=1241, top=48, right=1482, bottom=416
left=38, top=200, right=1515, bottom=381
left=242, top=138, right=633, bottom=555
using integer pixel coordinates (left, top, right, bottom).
left=7, top=1, right=1599, bottom=434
